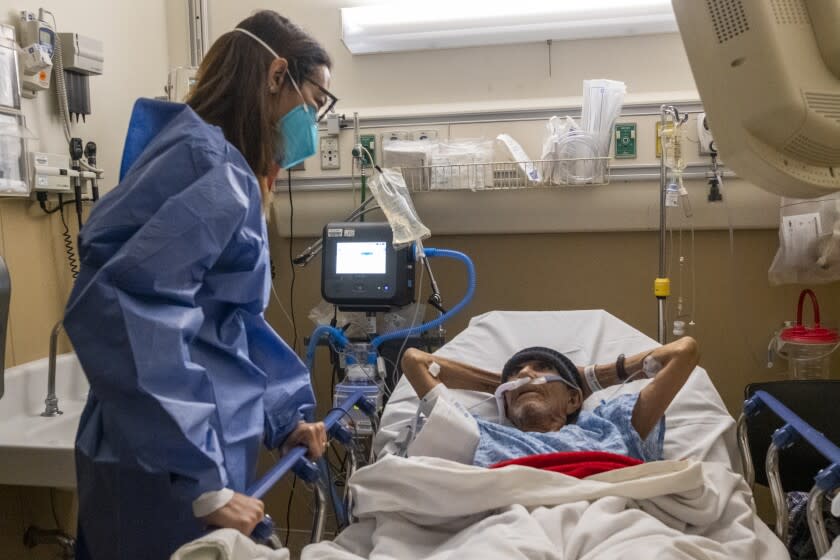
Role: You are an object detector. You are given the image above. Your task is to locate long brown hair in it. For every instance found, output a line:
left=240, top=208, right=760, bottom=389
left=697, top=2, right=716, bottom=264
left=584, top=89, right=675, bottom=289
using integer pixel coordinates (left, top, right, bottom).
left=187, top=11, right=331, bottom=178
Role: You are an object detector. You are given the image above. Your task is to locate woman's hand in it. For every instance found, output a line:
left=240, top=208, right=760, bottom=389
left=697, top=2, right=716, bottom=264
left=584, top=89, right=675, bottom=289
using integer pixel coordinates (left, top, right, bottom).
left=282, top=421, right=328, bottom=459
left=200, top=492, right=265, bottom=535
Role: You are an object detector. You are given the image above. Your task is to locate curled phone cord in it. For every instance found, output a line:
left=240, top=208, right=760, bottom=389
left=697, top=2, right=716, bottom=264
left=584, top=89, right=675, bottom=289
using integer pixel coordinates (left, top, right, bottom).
left=59, top=195, right=79, bottom=279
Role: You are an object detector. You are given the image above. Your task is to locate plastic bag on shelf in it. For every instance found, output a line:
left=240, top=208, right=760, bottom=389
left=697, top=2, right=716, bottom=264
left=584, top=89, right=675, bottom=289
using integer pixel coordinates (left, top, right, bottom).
left=581, top=79, right=626, bottom=159
left=554, top=130, right=605, bottom=185
left=382, top=139, right=433, bottom=191
left=768, top=193, right=840, bottom=285
left=495, top=133, right=540, bottom=184
left=429, top=138, right=493, bottom=191
left=541, top=116, right=579, bottom=184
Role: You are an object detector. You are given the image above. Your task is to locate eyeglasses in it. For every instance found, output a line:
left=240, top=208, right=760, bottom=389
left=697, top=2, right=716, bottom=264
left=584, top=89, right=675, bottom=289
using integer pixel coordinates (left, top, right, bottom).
left=306, top=78, right=338, bottom=123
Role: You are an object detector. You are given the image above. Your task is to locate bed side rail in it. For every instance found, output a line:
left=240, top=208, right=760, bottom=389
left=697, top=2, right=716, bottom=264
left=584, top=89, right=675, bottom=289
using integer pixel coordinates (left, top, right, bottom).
left=248, top=389, right=377, bottom=547
left=737, top=389, right=840, bottom=555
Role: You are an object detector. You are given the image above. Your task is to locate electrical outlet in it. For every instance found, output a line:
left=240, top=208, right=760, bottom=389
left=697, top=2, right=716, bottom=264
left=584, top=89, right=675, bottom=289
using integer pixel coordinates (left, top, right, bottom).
left=411, top=130, right=438, bottom=141
left=320, top=136, right=340, bottom=170
left=697, top=113, right=715, bottom=155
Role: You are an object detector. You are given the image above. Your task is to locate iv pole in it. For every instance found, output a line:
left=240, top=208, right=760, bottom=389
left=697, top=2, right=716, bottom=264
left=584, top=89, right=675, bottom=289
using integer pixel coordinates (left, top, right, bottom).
left=656, top=105, right=676, bottom=345
left=657, top=105, right=694, bottom=344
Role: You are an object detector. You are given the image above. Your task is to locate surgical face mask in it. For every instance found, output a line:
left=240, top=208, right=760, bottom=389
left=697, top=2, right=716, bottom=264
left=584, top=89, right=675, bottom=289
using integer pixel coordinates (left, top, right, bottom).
left=493, top=374, right=581, bottom=423
left=277, top=74, right=318, bottom=169
left=233, top=28, right=319, bottom=169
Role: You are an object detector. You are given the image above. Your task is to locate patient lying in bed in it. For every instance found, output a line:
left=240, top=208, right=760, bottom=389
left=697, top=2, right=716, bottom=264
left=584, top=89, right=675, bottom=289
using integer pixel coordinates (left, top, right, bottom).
left=400, top=337, right=699, bottom=467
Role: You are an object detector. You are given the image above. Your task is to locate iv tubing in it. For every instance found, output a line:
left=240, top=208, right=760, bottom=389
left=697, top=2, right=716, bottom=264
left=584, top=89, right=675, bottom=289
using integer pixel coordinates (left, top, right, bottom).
left=370, top=248, right=475, bottom=350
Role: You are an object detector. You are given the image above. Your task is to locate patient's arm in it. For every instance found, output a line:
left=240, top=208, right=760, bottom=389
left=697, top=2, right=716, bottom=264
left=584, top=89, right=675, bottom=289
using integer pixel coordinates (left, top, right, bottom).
left=577, top=349, right=673, bottom=400
left=574, top=338, right=699, bottom=438
left=631, top=336, right=700, bottom=439
left=400, top=348, right=501, bottom=399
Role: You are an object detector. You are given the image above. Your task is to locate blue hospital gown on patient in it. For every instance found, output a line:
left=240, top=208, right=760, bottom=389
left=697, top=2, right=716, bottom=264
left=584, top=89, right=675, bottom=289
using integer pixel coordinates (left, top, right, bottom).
left=472, top=393, right=665, bottom=467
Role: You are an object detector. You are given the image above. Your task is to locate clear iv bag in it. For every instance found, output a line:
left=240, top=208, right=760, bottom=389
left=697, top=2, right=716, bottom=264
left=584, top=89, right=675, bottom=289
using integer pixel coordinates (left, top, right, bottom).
left=661, top=122, right=686, bottom=173
left=368, top=168, right=431, bottom=249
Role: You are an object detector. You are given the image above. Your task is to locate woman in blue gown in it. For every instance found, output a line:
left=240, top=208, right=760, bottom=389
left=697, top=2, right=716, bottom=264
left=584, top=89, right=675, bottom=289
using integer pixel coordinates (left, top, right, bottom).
left=65, top=11, right=337, bottom=559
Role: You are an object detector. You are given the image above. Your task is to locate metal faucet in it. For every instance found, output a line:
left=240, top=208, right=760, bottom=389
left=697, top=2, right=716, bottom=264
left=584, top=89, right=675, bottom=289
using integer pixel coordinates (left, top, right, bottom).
left=0, top=256, right=9, bottom=400
left=42, top=320, right=64, bottom=417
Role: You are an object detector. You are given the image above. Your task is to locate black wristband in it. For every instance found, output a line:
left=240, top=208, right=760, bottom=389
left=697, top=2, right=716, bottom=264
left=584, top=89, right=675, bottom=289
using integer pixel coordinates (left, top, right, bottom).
left=616, top=353, right=628, bottom=381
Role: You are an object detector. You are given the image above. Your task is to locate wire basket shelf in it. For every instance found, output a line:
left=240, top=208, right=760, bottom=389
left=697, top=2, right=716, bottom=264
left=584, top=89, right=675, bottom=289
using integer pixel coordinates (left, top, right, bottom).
left=398, top=158, right=611, bottom=192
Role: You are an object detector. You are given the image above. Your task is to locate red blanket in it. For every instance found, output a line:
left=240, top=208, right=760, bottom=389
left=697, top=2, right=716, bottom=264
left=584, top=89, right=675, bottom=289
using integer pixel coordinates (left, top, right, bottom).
left=490, top=451, right=643, bottom=479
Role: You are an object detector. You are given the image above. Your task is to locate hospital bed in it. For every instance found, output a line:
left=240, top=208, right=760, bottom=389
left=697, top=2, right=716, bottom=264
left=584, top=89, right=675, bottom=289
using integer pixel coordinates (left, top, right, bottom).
left=175, top=310, right=794, bottom=559
left=376, top=309, right=741, bottom=467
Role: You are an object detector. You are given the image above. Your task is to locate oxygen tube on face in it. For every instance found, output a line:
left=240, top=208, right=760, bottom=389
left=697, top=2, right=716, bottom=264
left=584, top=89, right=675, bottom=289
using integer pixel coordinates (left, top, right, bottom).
left=466, top=374, right=583, bottom=424
left=487, top=353, right=664, bottom=423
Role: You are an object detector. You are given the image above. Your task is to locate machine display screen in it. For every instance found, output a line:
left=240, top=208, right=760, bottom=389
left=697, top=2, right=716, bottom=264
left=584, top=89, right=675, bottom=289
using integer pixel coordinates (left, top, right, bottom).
left=336, top=241, right=387, bottom=274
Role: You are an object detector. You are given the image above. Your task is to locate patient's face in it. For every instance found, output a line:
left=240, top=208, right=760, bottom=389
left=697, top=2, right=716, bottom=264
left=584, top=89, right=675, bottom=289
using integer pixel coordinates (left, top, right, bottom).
left=504, top=360, right=582, bottom=433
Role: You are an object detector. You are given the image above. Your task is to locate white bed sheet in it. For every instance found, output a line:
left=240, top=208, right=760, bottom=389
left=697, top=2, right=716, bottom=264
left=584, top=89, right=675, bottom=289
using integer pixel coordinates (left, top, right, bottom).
left=172, top=311, right=766, bottom=560
left=374, top=310, right=741, bottom=470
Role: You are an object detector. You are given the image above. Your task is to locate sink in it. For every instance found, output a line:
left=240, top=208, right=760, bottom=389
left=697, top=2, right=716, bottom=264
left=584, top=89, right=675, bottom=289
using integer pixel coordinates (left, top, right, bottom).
left=0, top=353, right=88, bottom=488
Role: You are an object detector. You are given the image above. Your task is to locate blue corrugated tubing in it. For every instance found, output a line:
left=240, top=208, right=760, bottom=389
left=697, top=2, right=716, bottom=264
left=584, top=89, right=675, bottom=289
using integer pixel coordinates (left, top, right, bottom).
left=370, top=248, right=475, bottom=350
left=306, top=325, right=349, bottom=373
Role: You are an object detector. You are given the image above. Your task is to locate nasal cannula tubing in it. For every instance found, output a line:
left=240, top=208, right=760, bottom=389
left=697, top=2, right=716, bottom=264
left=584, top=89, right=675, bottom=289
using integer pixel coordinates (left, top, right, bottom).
left=464, top=359, right=661, bottom=416
left=466, top=374, right=583, bottom=414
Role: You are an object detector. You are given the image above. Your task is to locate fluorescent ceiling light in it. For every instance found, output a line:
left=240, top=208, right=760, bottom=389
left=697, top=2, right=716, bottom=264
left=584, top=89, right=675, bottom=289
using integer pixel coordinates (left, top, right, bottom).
left=341, top=0, right=678, bottom=55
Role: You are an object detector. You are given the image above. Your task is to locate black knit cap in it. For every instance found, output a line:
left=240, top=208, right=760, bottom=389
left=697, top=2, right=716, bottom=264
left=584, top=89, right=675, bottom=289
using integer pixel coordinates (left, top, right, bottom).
left=501, top=347, right=583, bottom=391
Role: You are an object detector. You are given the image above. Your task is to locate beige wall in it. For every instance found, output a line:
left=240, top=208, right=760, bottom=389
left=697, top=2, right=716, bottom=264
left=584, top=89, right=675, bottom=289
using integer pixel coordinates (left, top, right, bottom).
left=0, top=0, right=169, bottom=557
left=0, top=0, right=170, bottom=365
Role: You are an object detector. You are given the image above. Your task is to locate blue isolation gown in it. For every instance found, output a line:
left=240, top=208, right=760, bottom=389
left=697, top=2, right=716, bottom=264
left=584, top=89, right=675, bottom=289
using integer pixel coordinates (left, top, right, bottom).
left=64, top=99, right=314, bottom=559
